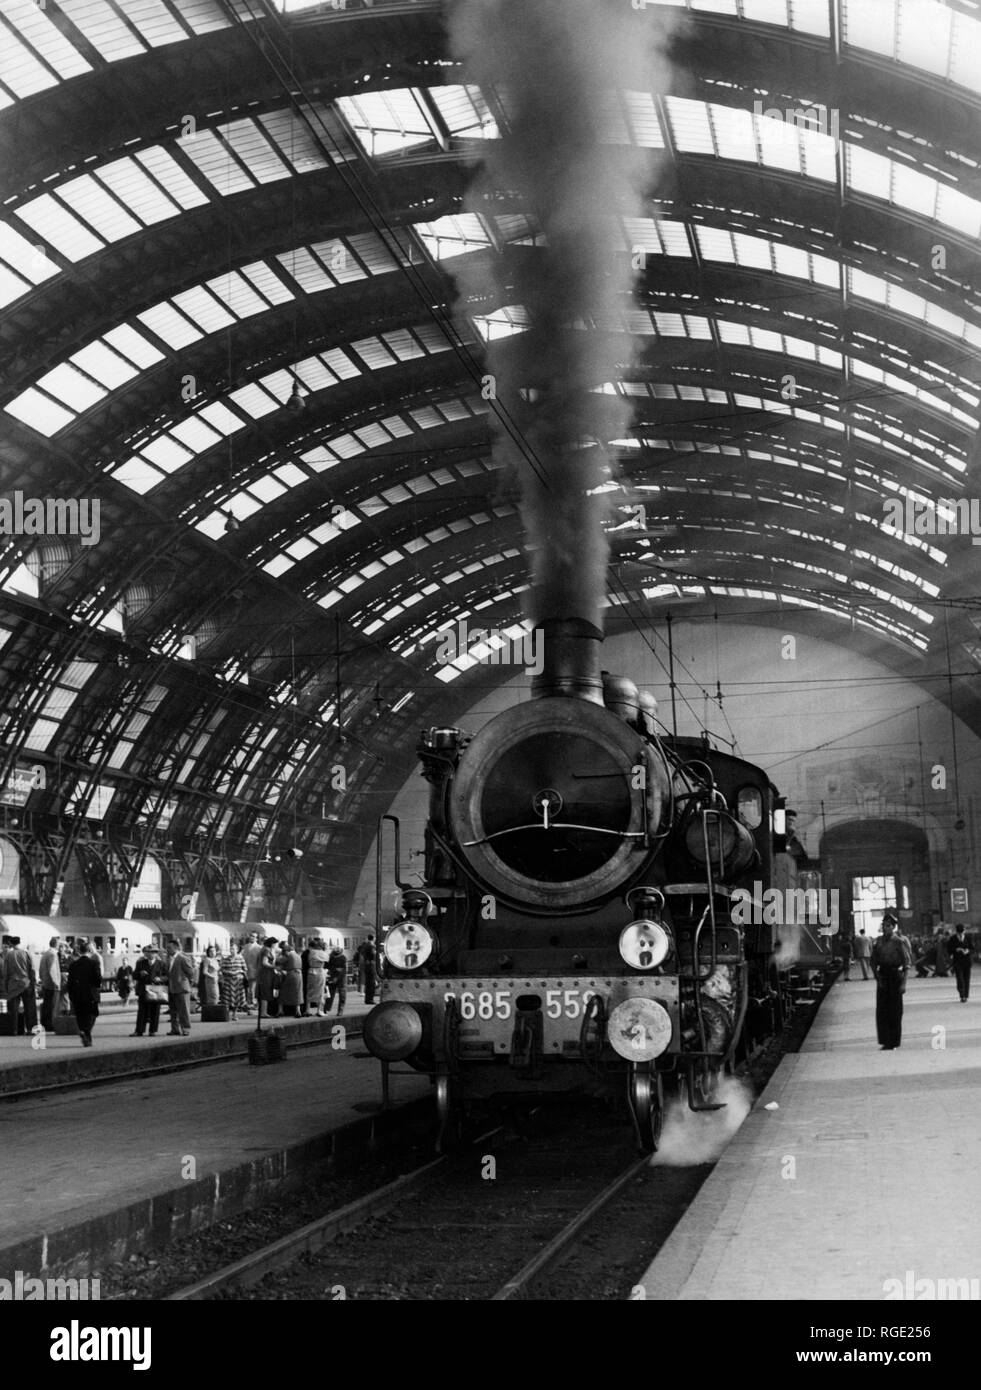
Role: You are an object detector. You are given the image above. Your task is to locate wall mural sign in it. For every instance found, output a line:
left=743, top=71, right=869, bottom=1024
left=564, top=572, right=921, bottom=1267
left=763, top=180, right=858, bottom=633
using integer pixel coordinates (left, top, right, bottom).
left=0, top=763, right=42, bottom=807
left=950, top=887, right=969, bottom=913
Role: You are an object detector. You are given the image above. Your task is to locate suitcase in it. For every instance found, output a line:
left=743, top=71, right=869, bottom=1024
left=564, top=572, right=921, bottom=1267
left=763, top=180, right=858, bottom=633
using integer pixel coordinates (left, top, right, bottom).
left=201, top=1003, right=229, bottom=1023
left=53, top=1012, right=79, bottom=1036
left=247, top=1030, right=287, bottom=1065
left=0, top=1010, right=18, bottom=1036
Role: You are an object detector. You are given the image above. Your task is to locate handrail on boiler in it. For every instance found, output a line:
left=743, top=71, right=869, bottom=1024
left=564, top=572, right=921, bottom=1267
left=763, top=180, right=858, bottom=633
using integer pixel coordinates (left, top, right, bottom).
left=375, top=814, right=414, bottom=931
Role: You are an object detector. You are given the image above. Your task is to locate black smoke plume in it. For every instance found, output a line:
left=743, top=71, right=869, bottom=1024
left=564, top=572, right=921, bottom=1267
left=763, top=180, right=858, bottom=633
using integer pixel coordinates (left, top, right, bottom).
left=446, top=0, right=674, bottom=630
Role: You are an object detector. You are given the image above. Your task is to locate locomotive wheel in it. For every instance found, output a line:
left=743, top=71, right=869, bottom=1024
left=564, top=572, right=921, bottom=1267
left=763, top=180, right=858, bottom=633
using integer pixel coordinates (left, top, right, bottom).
left=435, top=1071, right=465, bottom=1153
left=628, top=1063, right=663, bottom=1154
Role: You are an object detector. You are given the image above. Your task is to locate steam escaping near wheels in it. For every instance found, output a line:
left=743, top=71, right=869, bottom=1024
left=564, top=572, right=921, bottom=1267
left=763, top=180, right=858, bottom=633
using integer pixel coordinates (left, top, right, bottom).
left=649, top=1076, right=754, bottom=1167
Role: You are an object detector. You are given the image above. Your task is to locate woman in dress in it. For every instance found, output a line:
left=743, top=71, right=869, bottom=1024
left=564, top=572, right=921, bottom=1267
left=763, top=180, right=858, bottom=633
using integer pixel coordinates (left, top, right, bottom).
left=257, top=938, right=281, bottom=1017
left=305, top=938, right=329, bottom=1016
left=219, top=941, right=248, bottom=1022
left=198, top=945, right=220, bottom=1010
left=277, top=941, right=303, bottom=1017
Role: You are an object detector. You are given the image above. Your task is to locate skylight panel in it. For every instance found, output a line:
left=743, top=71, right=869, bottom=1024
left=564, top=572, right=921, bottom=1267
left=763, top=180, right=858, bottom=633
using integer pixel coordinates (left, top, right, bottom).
left=898, top=0, right=951, bottom=76
left=263, top=553, right=293, bottom=577
left=667, top=98, right=714, bottom=154
left=218, top=117, right=291, bottom=184
left=199, top=401, right=247, bottom=435
left=229, top=383, right=278, bottom=419
left=103, top=324, right=164, bottom=368
left=240, top=260, right=293, bottom=305
left=733, top=232, right=772, bottom=270
left=169, top=416, right=221, bottom=454
left=0, top=26, right=58, bottom=99
left=36, top=362, right=105, bottom=412
left=287, top=537, right=316, bottom=561
left=258, top=108, right=331, bottom=173
left=141, top=435, right=192, bottom=473
left=430, top=84, right=498, bottom=139
left=772, top=243, right=810, bottom=279
left=183, top=130, right=255, bottom=196
left=0, top=223, right=56, bottom=285
left=16, top=195, right=104, bottom=262
left=348, top=232, right=400, bottom=275
left=352, top=336, right=397, bottom=370
left=415, top=214, right=491, bottom=260
left=196, top=512, right=227, bottom=539
left=125, top=0, right=191, bottom=48
left=0, top=265, right=28, bottom=307
left=111, top=458, right=164, bottom=493
left=59, top=1, right=147, bottom=61
left=4, top=388, right=74, bottom=436
left=274, top=464, right=305, bottom=488
left=5, top=0, right=93, bottom=79
left=355, top=424, right=391, bottom=449
left=138, top=302, right=203, bottom=349
left=337, top=90, right=432, bottom=157
left=174, top=0, right=232, bottom=35
left=97, top=157, right=181, bottom=225
left=135, top=147, right=210, bottom=210
left=622, top=91, right=664, bottom=148
left=757, top=116, right=802, bottom=173
left=57, top=175, right=142, bottom=242
left=294, top=356, right=336, bottom=390
left=320, top=348, right=360, bottom=380
left=70, top=341, right=139, bottom=390
left=278, top=247, right=333, bottom=293
left=172, top=285, right=235, bottom=334
left=936, top=186, right=981, bottom=238
left=207, top=269, right=268, bottom=318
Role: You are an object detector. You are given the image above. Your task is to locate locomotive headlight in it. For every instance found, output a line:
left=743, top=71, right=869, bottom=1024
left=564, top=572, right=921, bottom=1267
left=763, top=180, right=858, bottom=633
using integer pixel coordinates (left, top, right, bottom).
left=619, top=919, right=670, bottom=970
left=383, top=923, right=434, bottom=971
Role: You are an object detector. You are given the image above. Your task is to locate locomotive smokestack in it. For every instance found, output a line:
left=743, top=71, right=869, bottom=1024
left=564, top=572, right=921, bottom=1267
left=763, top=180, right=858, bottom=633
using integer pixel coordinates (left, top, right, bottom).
left=531, top=617, right=604, bottom=704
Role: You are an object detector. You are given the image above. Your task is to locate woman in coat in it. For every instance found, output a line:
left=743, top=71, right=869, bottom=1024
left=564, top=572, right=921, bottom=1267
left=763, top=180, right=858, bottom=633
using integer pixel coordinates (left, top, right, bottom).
left=219, top=941, right=248, bottom=1021
left=305, top=939, right=329, bottom=1016
left=257, top=938, right=281, bottom=1017
left=277, top=941, right=303, bottom=1017
left=66, top=939, right=102, bottom=1047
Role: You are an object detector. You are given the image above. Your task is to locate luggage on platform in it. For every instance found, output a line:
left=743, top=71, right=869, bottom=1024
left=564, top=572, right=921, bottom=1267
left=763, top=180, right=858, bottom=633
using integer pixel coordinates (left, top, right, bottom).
left=201, top=1003, right=229, bottom=1023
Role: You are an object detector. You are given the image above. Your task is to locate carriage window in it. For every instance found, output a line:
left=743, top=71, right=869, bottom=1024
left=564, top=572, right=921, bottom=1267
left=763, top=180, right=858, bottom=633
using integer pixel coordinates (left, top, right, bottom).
left=737, top=787, right=762, bottom=830
left=93, top=936, right=104, bottom=950
left=108, top=938, right=116, bottom=950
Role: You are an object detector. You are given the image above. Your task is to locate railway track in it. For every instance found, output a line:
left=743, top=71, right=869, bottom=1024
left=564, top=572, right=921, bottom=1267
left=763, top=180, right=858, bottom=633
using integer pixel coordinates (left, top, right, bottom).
left=167, top=1103, right=708, bottom=1301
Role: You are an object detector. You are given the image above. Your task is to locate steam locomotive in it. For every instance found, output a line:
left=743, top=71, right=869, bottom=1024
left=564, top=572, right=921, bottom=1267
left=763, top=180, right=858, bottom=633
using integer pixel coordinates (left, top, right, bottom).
left=363, top=618, right=780, bottom=1150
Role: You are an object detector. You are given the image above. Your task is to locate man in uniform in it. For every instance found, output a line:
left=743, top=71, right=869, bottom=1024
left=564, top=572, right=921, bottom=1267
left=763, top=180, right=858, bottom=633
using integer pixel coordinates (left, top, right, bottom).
left=949, top=922, right=974, bottom=1002
left=853, top=928, right=872, bottom=980
left=358, top=933, right=379, bottom=1006
left=1, top=935, right=37, bottom=1034
left=871, top=914, right=908, bottom=1049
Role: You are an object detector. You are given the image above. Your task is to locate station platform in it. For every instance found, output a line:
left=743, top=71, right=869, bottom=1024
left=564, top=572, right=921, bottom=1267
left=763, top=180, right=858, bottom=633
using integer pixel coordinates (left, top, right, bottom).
left=0, top=999, right=431, bottom=1282
left=0, top=995, right=373, bottom=1097
left=638, top=974, right=981, bottom=1300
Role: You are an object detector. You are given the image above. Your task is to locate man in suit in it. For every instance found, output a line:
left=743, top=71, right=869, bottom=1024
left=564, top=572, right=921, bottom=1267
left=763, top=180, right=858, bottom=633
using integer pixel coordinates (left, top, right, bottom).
left=66, top=939, right=102, bottom=1047
left=949, top=923, right=974, bottom=1001
left=871, top=914, right=908, bottom=1050
left=132, top=944, right=167, bottom=1036
left=165, top=938, right=195, bottom=1036
left=853, top=928, right=872, bottom=979
left=1, top=935, right=37, bottom=1034
left=38, top=937, right=61, bottom=1031
left=241, top=931, right=262, bottom=1012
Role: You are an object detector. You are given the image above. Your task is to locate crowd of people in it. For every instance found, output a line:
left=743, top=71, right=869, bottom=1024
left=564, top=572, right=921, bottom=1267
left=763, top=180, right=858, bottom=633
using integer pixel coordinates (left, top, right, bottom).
left=0, top=929, right=382, bottom=1048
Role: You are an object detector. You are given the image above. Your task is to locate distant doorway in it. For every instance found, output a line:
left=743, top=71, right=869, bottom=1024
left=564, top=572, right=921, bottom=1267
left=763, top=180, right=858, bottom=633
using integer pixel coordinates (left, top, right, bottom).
left=851, top=875, right=897, bottom=938
left=820, top=819, right=931, bottom=937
